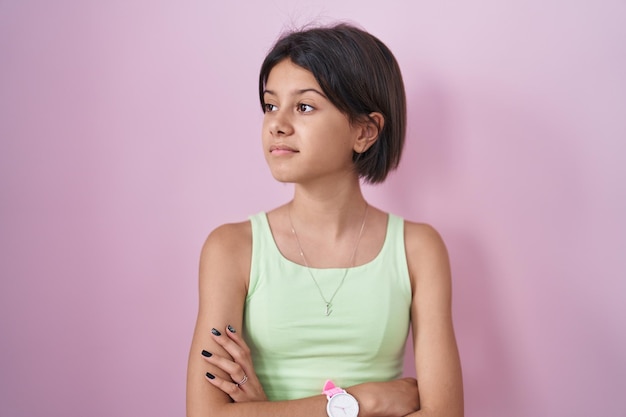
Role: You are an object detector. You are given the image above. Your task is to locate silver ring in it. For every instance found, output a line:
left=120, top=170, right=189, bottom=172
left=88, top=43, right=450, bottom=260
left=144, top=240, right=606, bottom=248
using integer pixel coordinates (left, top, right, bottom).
left=236, top=374, right=248, bottom=387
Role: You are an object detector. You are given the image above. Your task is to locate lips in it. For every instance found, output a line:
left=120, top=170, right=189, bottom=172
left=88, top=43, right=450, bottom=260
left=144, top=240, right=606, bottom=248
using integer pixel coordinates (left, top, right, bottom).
left=269, top=144, right=299, bottom=153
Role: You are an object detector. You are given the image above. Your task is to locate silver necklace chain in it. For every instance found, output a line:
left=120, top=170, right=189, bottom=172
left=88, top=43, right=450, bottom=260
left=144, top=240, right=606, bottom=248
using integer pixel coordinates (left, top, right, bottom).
left=288, top=203, right=369, bottom=316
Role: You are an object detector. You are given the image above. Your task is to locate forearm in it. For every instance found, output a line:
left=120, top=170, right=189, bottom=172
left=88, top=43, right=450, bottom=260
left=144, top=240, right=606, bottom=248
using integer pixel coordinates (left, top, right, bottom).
left=190, top=396, right=329, bottom=417
left=187, top=379, right=411, bottom=417
left=187, top=354, right=330, bottom=417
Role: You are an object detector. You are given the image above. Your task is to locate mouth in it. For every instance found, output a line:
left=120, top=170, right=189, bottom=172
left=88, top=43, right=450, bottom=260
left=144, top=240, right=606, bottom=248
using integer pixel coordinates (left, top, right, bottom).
left=269, top=144, right=299, bottom=154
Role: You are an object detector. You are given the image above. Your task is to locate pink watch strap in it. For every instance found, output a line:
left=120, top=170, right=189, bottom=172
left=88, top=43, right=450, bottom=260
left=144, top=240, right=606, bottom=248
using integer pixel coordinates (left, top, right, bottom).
left=323, top=380, right=345, bottom=398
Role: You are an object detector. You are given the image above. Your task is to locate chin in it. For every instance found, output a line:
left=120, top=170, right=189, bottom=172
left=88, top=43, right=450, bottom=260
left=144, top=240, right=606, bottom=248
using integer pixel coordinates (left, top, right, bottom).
left=265, top=161, right=294, bottom=182
left=266, top=167, right=293, bottom=183
left=270, top=173, right=297, bottom=184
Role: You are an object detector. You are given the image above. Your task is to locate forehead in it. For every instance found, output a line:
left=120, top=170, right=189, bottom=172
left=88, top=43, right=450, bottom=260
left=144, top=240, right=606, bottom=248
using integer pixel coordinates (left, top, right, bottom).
left=265, top=59, right=320, bottom=91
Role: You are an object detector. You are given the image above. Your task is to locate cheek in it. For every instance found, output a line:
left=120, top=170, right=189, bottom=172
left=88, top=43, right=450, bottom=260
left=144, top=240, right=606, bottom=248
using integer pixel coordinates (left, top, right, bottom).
left=324, top=121, right=358, bottom=152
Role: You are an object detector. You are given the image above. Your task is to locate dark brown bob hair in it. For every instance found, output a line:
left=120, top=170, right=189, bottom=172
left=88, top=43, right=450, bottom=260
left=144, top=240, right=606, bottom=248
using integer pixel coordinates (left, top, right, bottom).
left=259, top=23, right=406, bottom=184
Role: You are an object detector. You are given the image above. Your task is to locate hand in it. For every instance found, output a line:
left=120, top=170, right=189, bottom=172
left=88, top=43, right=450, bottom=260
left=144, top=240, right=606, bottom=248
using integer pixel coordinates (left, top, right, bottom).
left=201, top=325, right=268, bottom=403
left=349, top=378, right=419, bottom=417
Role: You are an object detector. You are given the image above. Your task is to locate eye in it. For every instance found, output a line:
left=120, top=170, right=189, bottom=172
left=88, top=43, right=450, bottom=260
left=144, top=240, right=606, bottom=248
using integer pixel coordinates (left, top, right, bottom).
left=263, top=103, right=278, bottom=113
left=297, top=103, right=315, bottom=113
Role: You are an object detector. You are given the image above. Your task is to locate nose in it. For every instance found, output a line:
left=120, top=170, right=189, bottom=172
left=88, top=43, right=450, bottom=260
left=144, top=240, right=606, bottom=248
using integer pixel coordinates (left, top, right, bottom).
left=268, top=109, right=294, bottom=137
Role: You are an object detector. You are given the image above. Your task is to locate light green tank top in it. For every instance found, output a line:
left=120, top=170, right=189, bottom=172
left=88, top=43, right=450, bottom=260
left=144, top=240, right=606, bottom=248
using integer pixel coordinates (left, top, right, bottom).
left=243, top=212, right=412, bottom=401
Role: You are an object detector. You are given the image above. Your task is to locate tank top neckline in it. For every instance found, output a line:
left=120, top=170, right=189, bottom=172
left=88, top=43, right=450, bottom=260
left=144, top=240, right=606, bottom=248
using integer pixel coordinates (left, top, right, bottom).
left=259, top=212, right=394, bottom=272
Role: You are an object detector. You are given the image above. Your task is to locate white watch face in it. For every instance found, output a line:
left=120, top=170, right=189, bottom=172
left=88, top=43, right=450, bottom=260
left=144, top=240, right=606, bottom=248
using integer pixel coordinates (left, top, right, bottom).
left=327, top=392, right=359, bottom=417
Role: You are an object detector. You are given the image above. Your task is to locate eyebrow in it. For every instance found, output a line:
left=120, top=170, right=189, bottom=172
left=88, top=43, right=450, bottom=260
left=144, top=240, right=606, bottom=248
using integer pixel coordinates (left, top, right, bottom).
left=263, top=88, right=327, bottom=98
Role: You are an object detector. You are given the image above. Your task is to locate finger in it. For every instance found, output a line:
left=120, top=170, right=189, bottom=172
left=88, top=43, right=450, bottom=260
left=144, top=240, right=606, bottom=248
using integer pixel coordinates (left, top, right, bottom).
left=224, top=325, right=253, bottom=354
left=210, top=327, right=240, bottom=356
left=201, top=350, right=247, bottom=384
left=205, top=372, right=247, bottom=402
left=211, top=327, right=251, bottom=371
left=224, top=325, right=253, bottom=364
left=233, top=373, right=249, bottom=389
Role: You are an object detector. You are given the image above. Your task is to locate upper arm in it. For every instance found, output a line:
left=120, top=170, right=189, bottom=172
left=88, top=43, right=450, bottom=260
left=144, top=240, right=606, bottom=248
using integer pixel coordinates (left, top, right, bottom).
left=186, top=221, right=252, bottom=416
left=406, top=222, right=464, bottom=416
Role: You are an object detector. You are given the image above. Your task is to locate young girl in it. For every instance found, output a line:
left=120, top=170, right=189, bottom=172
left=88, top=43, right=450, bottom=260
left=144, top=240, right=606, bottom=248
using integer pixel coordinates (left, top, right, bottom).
left=186, top=23, right=463, bottom=417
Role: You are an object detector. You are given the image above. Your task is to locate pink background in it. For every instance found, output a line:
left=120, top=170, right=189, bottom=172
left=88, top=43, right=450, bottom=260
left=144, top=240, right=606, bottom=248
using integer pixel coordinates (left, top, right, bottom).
left=1, top=1, right=625, bottom=416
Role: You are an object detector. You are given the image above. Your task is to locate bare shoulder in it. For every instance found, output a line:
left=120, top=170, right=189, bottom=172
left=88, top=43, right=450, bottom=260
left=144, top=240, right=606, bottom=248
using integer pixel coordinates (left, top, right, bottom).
left=404, top=221, right=449, bottom=257
left=200, top=220, right=253, bottom=286
left=403, top=221, right=451, bottom=289
left=202, top=220, right=252, bottom=256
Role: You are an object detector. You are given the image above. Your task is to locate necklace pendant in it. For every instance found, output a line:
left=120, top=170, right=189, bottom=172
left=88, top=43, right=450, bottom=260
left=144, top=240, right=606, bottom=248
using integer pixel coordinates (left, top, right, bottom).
left=289, top=203, right=369, bottom=319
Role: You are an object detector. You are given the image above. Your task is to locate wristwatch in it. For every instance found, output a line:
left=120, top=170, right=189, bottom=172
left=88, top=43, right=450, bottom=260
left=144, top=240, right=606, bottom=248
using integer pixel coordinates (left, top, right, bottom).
left=322, top=380, right=359, bottom=417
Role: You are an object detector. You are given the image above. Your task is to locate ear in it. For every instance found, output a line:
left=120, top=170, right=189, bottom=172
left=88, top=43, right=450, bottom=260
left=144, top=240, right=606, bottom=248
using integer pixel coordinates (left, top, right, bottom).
left=354, top=112, right=385, bottom=154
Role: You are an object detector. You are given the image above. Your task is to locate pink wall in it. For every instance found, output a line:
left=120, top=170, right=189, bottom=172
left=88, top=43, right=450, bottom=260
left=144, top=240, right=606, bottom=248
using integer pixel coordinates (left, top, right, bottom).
left=1, top=1, right=624, bottom=416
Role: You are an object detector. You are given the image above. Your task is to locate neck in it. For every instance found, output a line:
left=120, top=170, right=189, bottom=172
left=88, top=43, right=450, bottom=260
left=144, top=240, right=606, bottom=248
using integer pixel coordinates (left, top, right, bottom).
left=289, top=178, right=367, bottom=239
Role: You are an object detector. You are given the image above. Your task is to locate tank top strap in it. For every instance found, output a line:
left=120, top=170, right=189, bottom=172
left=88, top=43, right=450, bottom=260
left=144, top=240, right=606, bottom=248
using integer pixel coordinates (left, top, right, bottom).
left=386, top=213, right=408, bottom=264
left=384, top=214, right=411, bottom=293
left=248, top=212, right=274, bottom=296
left=249, top=212, right=276, bottom=254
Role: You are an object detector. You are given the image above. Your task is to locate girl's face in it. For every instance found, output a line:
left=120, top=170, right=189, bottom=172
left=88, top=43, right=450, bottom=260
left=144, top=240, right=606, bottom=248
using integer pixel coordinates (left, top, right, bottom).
left=262, top=59, right=363, bottom=185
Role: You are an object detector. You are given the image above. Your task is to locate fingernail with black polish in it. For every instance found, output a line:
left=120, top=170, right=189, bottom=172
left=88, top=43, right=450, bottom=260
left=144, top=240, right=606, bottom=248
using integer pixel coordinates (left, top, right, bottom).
left=227, top=325, right=236, bottom=333
left=201, top=350, right=212, bottom=357
left=206, top=372, right=215, bottom=379
left=211, top=328, right=221, bottom=336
